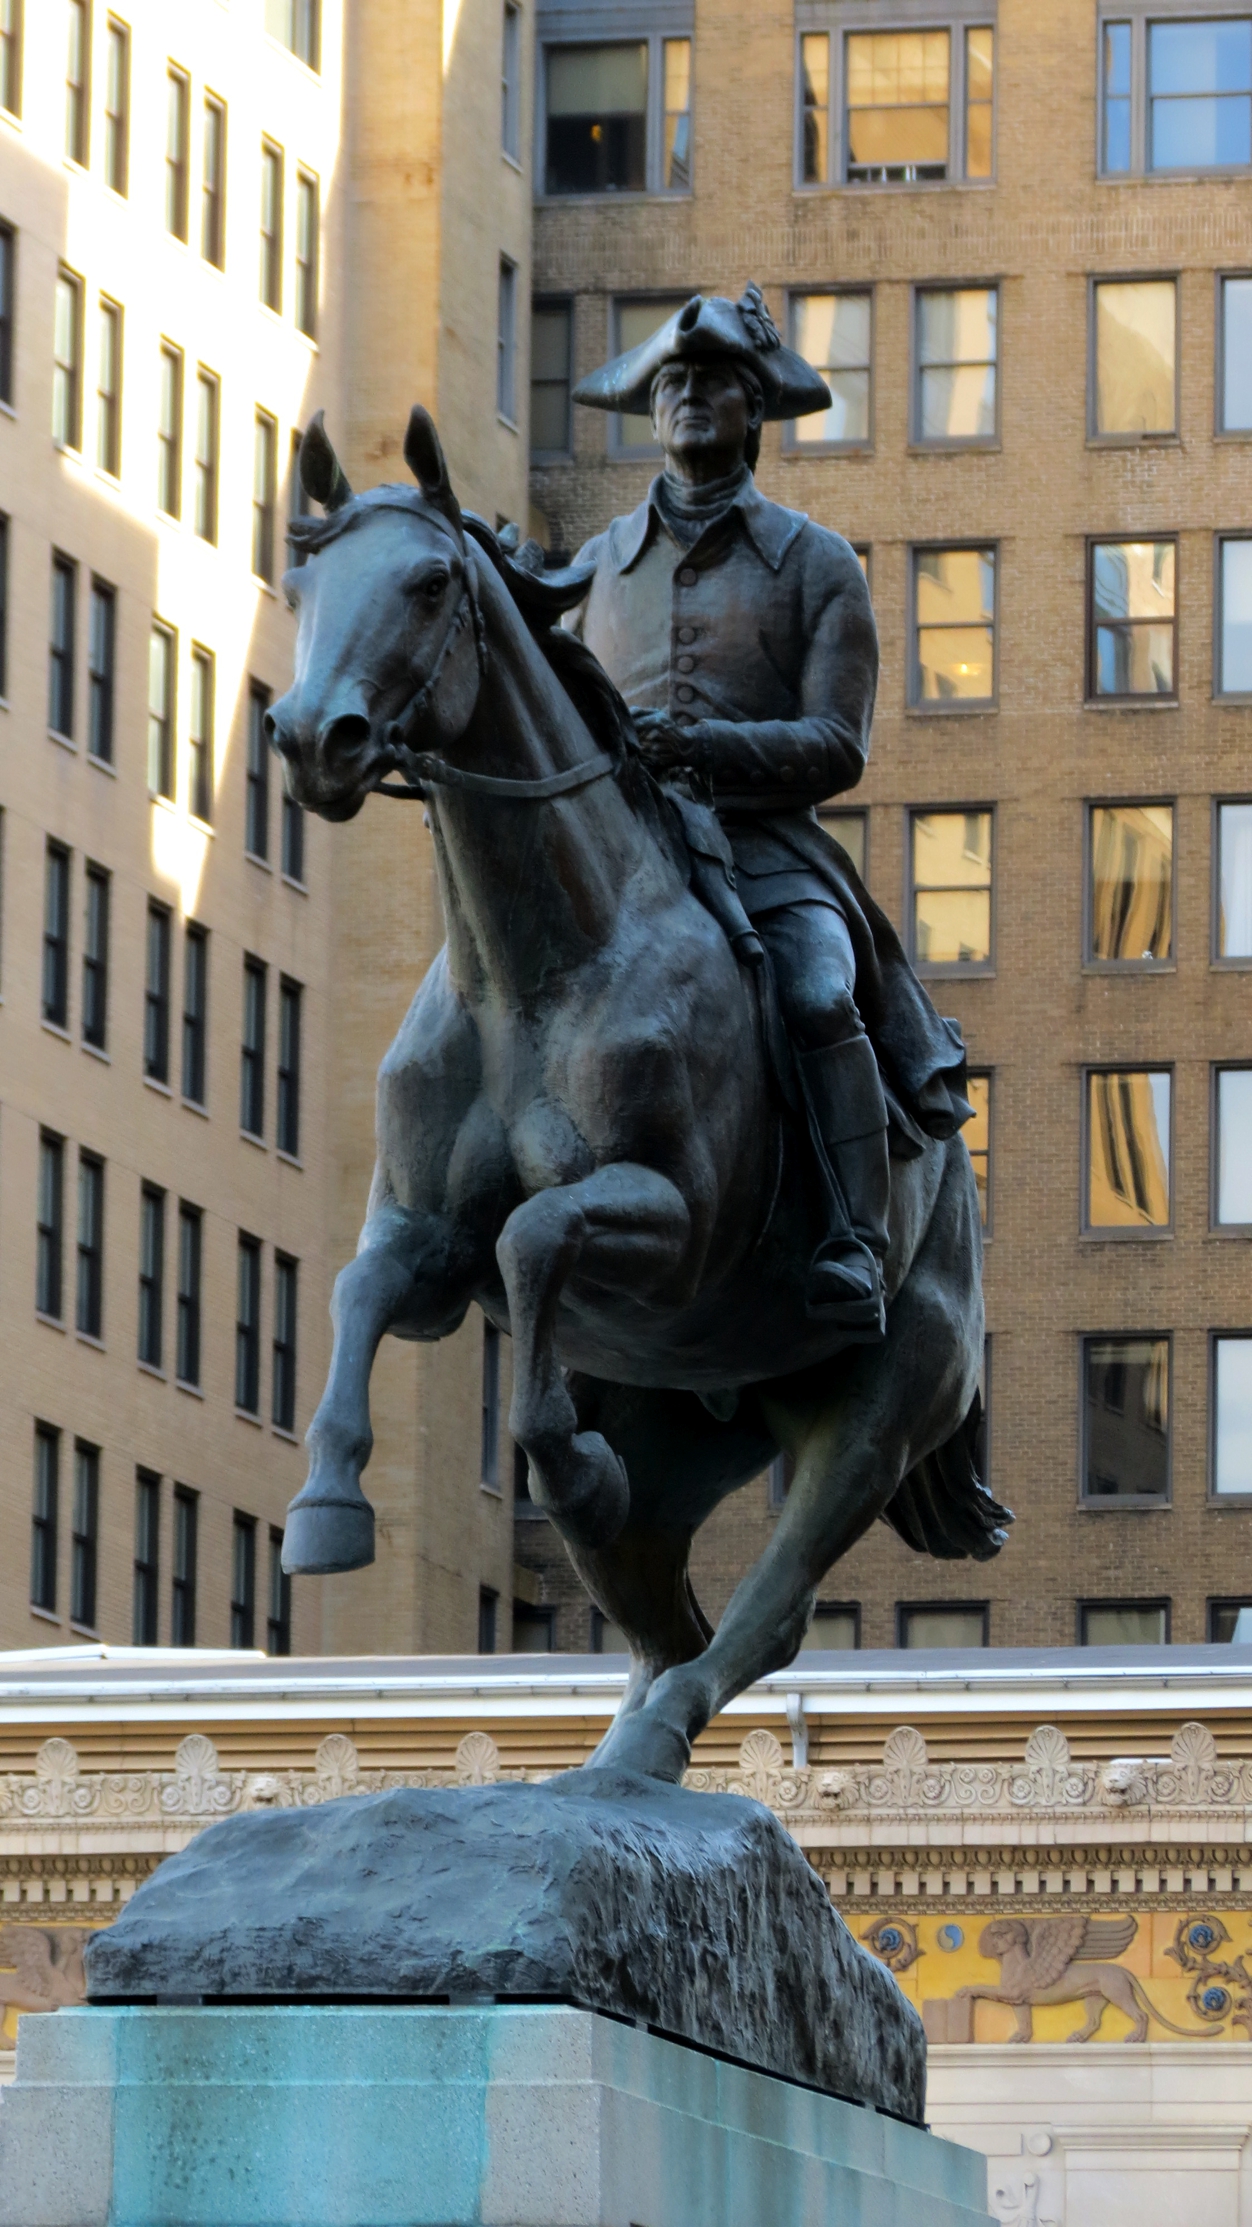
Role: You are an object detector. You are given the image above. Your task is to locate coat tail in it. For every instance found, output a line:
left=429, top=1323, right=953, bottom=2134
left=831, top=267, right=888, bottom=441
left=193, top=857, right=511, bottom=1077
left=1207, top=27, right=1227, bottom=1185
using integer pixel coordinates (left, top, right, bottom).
left=881, top=1392, right=1012, bottom=1563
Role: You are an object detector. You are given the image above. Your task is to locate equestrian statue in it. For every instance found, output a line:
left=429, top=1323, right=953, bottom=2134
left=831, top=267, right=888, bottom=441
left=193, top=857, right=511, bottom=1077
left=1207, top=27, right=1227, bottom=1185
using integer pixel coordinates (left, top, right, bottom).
left=269, top=285, right=1010, bottom=1784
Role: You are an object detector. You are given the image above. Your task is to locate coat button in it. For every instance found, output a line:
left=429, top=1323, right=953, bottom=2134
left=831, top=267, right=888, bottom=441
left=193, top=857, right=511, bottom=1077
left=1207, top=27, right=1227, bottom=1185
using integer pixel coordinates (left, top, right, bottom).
left=675, top=684, right=695, bottom=703
left=678, top=567, right=698, bottom=587
left=677, top=655, right=695, bottom=673
left=780, top=765, right=796, bottom=782
left=677, top=626, right=696, bottom=644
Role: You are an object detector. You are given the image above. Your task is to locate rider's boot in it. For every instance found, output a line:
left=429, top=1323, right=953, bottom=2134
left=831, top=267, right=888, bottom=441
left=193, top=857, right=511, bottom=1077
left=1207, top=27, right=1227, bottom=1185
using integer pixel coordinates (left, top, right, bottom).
left=797, top=1035, right=890, bottom=1335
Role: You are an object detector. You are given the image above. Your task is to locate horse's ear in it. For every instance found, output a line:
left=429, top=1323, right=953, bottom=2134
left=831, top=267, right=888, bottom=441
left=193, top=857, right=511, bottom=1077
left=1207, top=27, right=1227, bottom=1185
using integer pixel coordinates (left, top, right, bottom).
left=300, top=410, right=352, bottom=511
left=404, top=405, right=463, bottom=535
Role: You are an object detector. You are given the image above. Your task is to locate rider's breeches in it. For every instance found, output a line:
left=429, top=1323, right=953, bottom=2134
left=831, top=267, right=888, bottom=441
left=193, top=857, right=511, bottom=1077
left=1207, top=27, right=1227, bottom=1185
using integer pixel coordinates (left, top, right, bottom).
left=754, top=899, right=862, bottom=1052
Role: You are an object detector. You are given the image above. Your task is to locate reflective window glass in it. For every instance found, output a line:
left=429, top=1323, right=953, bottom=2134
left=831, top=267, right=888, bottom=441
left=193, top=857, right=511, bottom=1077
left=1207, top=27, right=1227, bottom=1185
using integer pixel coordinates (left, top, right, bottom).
left=900, top=1605, right=987, bottom=1648
left=1089, top=540, right=1176, bottom=696
left=1221, top=276, right=1252, bottom=428
left=612, top=296, right=682, bottom=449
left=1214, top=1336, right=1252, bottom=1494
left=910, top=809, right=993, bottom=968
left=964, top=1072, right=990, bottom=1224
left=1149, top=18, right=1252, bottom=170
left=1103, top=20, right=1132, bottom=171
left=1081, top=1602, right=1167, bottom=1644
left=818, top=809, right=866, bottom=878
left=1082, top=1335, right=1170, bottom=1500
left=965, top=26, right=994, bottom=177
left=1093, top=279, right=1176, bottom=435
left=801, top=32, right=830, bottom=183
left=663, top=38, right=691, bottom=189
left=799, top=1604, right=859, bottom=1650
left=1086, top=1070, right=1171, bottom=1229
left=1209, top=1599, right=1252, bottom=1641
left=1216, top=1068, right=1252, bottom=1223
left=790, top=292, right=871, bottom=445
left=1220, top=539, right=1252, bottom=691
left=531, top=302, right=572, bottom=458
left=1088, top=803, right=1173, bottom=962
left=1218, top=801, right=1252, bottom=956
left=913, top=547, right=996, bottom=701
left=845, top=30, right=950, bottom=183
left=546, top=43, right=647, bottom=195
left=917, top=287, right=997, bottom=441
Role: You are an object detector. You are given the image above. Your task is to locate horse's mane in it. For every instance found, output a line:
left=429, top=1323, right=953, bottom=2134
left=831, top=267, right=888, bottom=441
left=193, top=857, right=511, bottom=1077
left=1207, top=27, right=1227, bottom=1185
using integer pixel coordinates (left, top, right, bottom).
left=288, top=487, right=642, bottom=775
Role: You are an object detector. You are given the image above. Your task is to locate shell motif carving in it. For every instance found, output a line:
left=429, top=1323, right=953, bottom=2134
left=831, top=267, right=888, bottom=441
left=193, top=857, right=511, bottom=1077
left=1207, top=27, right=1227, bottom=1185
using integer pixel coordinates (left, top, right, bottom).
left=158, top=1734, right=236, bottom=1816
left=1010, top=1724, right=1091, bottom=1808
left=454, top=1731, right=500, bottom=1785
left=314, top=1733, right=361, bottom=1801
left=12, top=1739, right=95, bottom=1818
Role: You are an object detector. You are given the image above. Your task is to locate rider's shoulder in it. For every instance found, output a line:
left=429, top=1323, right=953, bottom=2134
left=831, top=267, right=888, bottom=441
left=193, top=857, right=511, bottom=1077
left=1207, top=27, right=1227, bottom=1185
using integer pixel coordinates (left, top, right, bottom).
left=742, top=487, right=866, bottom=590
left=788, top=513, right=869, bottom=587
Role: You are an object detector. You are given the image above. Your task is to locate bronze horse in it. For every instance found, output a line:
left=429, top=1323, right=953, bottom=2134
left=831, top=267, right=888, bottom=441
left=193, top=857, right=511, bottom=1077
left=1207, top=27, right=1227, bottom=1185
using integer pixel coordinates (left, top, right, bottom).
left=268, top=408, right=1008, bottom=1783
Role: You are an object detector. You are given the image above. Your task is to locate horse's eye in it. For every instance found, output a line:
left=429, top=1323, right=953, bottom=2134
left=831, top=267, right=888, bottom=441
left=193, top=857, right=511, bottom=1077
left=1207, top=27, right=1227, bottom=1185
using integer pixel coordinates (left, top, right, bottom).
left=423, top=575, right=447, bottom=601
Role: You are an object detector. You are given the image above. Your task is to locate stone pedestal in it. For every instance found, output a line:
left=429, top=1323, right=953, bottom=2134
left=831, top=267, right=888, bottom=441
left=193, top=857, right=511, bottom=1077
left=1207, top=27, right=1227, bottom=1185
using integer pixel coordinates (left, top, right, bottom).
left=0, top=2004, right=991, bottom=2227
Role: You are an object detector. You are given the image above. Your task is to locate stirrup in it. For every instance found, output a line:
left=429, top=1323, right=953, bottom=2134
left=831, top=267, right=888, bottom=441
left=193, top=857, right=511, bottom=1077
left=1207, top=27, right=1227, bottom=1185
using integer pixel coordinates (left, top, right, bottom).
left=804, top=1238, right=886, bottom=1335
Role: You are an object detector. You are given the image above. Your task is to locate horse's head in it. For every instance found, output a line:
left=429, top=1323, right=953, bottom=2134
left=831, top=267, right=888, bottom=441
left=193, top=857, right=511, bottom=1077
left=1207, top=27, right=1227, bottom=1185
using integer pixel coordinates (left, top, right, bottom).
left=267, top=408, right=483, bottom=821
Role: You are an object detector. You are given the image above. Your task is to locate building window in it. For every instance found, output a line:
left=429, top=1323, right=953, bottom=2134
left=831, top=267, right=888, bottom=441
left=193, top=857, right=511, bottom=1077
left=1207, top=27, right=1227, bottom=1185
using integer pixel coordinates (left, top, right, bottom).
left=294, top=168, right=318, bottom=338
left=1103, top=19, right=1131, bottom=168
left=277, top=977, right=301, bottom=1156
left=231, top=1512, right=257, bottom=1647
left=1086, top=801, right=1173, bottom=965
left=31, top=1424, right=59, bottom=1612
left=788, top=291, right=872, bottom=448
left=144, top=900, right=171, bottom=1081
left=182, top=921, right=208, bottom=1105
left=798, top=22, right=998, bottom=191
left=663, top=37, right=692, bottom=188
left=768, top=1451, right=796, bottom=1509
left=965, top=23, right=994, bottom=172
left=1212, top=1334, right=1252, bottom=1496
left=609, top=296, right=685, bottom=451
left=1219, top=274, right=1252, bottom=431
left=166, top=65, right=190, bottom=240
left=1085, top=1069, right=1172, bottom=1232
left=70, top=1441, right=98, bottom=1629
left=42, top=840, right=70, bottom=1027
left=171, top=1485, right=198, bottom=1644
left=138, top=1183, right=165, bottom=1369
left=0, top=223, right=12, bottom=405
left=1080, top=1599, right=1168, bottom=1645
left=236, top=1233, right=261, bottom=1412
left=1215, top=1066, right=1252, bottom=1225
left=497, top=257, right=517, bottom=422
left=897, top=1602, right=989, bottom=1647
left=1082, top=1333, right=1170, bottom=1502
left=502, top=1, right=521, bottom=158
left=1216, top=799, right=1252, bottom=958
left=481, top=1318, right=501, bottom=1486
left=176, top=1200, right=202, bottom=1386
left=908, top=809, right=994, bottom=972
left=147, top=621, right=175, bottom=796
left=544, top=42, right=647, bottom=194
left=478, top=1586, right=498, bottom=1654
left=241, top=955, right=267, bottom=1136
left=1088, top=539, right=1177, bottom=699
left=253, top=408, right=277, bottom=582
left=53, top=268, right=82, bottom=448
left=267, top=1528, right=291, bottom=1653
left=202, top=94, right=226, bottom=268
left=272, top=1253, right=298, bottom=1430
left=194, top=368, right=219, bottom=543
left=0, top=515, right=6, bottom=700
left=259, top=140, right=283, bottom=310
left=965, top=1071, right=990, bottom=1226
left=189, top=645, right=214, bottom=822
left=65, top=0, right=89, bottom=165
left=1091, top=277, right=1176, bottom=439
left=49, top=553, right=76, bottom=736
left=76, top=1149, right=104, bottom=1338
left=1218, top=536, right=1252, bottom=695
left=1102, top=14, right=1252, bottom=174
left=530, top=299, right=573, bottom=459
left=157, top=342, right=183, bottom=518
left=911, top=546, right=996, bottom=705
left=800, top=31, right=830, bottom=182
left=818, top=807, right=867, bottom=878
left=914, top=286, right=997, bottom=444
left=82, top=861, right=109, bottom=1049
left=1209, top=1597, right=1252, bottom=1642
left=246, top=680, right=271, bottom=859
left=96, top=296, right=121, bottom=475
left=0, top=0, right=21, bottom=119
left=36, top=1130, right=65, bottom=1319
left=797, top=1601, right=860, bottom=1650
left=133, top=1471, right=160, bottom=1644
left=266, top=0, right=320, bottom=70
left=512, top=1602, right=556, bottom=1652
left=282, top=792, right=305, bottom=882
left=104, top=16, right=129, bottom=194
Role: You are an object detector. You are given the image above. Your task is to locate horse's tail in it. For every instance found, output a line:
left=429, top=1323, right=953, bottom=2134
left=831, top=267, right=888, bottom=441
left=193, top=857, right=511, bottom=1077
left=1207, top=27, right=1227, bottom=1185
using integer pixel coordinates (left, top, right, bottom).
left=880, top=1391, right=1013, bottom=1562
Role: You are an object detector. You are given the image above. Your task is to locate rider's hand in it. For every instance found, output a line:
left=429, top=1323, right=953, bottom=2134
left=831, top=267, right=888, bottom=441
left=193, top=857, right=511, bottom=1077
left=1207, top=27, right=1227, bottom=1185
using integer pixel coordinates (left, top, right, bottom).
left=631, top=710, right=700, bottom=770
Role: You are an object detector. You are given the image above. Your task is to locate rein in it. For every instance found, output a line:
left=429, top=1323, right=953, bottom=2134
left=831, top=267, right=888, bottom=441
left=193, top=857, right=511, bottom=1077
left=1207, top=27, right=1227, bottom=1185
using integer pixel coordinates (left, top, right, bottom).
left=373, top=556, right=619, bottom=806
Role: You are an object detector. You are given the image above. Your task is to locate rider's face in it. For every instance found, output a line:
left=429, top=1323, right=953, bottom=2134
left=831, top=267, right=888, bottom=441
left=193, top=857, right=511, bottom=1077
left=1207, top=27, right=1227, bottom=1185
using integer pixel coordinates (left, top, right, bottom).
left=650, top=361, right=756, bottom=483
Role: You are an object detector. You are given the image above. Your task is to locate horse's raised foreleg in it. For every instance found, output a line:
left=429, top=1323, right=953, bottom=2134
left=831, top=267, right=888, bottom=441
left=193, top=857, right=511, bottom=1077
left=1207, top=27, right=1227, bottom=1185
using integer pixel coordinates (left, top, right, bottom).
left=497, top=1165, right=691, bottom=1550
left=283, top=1194, right=467, bottom=1575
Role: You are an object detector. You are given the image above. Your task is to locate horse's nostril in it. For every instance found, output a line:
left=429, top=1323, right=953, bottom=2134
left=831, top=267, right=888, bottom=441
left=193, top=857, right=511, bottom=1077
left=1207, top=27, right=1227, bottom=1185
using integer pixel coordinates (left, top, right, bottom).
left=322, top=712, right=372, bottom=757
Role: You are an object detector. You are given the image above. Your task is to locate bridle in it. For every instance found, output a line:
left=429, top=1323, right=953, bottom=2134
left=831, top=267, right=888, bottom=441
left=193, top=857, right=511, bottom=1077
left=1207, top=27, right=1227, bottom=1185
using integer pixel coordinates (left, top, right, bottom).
left=373, top=556, right=618, bottom=805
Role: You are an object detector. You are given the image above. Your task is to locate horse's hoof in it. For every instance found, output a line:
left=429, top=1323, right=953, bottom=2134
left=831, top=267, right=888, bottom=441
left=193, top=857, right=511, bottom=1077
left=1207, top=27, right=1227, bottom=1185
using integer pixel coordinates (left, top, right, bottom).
left=282, top=1483, right=376, bottom=1575
left=588, top=1710, right=692, bottom=1784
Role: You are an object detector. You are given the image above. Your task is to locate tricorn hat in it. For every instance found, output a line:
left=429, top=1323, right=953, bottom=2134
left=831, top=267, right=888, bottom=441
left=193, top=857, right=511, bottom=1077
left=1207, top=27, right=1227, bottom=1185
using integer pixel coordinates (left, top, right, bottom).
left=572, top=284, right=832, bottom=421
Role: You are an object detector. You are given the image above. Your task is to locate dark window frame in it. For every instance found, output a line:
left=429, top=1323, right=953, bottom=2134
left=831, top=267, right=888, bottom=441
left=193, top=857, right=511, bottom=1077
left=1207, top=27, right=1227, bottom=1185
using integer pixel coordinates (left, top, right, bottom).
left=481, top=1318, right=501, bottom=1486
left=282, top=791, right=306, bottom=883
left=235, top=1231, right=262, bottom=1413
left=42, top=838, right=70, bottom=1027
left=182, top=919, right=208, bottom=1105
left=147, top=619, right=176, bottom=798
left=1208, top=1596, right=1252, bottom=1641
left=165, top=63, right=191, bottom=242
left=103, top=15, right=129, bottom=195
left=65, top=0, right=90, bottom=166
left=512, top=1600, right=556, bottom=1651
left=538, top=33, right=692, bottom=203
left=497, top=255, right=518, bottom=423
left=171, top=1484, right=198, bottom=1644
left=53, top=265, right=83, bottom=449
left=82, top=859, right=110, bottom=1049
left=70, top=1438, right=99, bottom=1630
left=36, top=1129, right=65, bottom=1320
left=176, top=1198, right=202, bottom=1388
left=75, top=1147, right=104, bottom=1339
left=277, top=975, right=301, bottom=1157
left=905, top=801, right=997, bottom=978
left=1086, top=270, right=1181, bottom=444
left=1208, top=1328, right=1252, bottom=1501
left=272, top=1251, right=298, bottom=1432
left=529, top=294, right=574, bottom=462
left=201, top=93, right=226, bottom=268
left=193, top=365, right=220, bottom=543
left=964, top=1066, right=993, bottom=1234
left=267, top=1526, right=291, bottom=1654
left=49, top=551, right=77, bottom=739
left=1080, top=1062, right=1174, bottom=1240
left=478, top=1586, right=499, bottom=1653
left=0, top=0, right=23, bottom=121
left=246, top=679, right=271, bottom=860
left=157, top=339, right=184, bottom=519
left=253, top=407, right=277, bottom=582
left=1079, top=1329, right=1173, bottom=1508
left=807, top=1599, right=862, bottom=1649
left=259, top=139, right=284, bottom=313
left=231, top=1511, right=257, bottom=1647
left=895, top=1599, right=990, bottom=1647
left=910, top=278, right=1001, bottom=450
left=294, top=166, right=318, bottom=338
left=133, top=1468, right=160, bottom=1644
left=1213, top=794, right=1252, bottom=966
left=189, top=642, right=214, bottom=822
left=31, top=1422, right=59, bottom=1613
left=906, top=539, right=1000, bottom=711
left=144, top=898, right=172, bottom=1083
left=502, top=0, right=522, bottom=159
left=87, top=575, right=116, bottom=759
left=1212, top=1062, right=1252, bottom=1230
left=0, top=512, right=8, bottom=700
left=96, top=295, right=122, bottom=475
left=1082, top=795, right=1176, bottom=973
left=1078, top=1595, right=1171, bottom=1645
left=0, top=223, right=15, bottom=406
left=791, top=19, right=998, bottom=192
left=137, top=1181, right=166, bottom=1370
left=240, top=953, right=267, bottom=1137
left=1085, top=533, right=1180, bottom=704
left=1096, top=6, right=1252, bottom=182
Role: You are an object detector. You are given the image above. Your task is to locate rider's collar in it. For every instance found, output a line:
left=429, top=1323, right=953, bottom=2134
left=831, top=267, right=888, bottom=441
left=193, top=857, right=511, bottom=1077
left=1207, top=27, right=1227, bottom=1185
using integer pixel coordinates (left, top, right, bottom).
left=606, top=474, right=808, bottom=577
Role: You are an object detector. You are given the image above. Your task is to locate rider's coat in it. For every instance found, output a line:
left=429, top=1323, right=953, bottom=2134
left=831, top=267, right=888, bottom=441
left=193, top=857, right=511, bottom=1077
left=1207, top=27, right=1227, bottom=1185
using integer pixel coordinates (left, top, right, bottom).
left=569, top=475, right=970, bottom=1137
